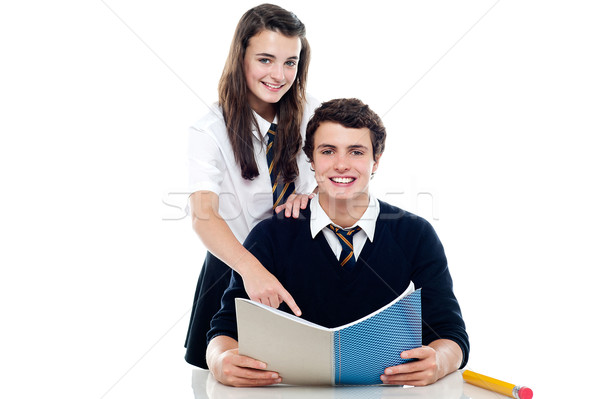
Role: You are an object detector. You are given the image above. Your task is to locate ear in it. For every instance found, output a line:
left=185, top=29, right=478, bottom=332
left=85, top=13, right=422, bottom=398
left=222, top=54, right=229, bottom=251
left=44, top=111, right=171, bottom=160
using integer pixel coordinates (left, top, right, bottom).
left=310, top=159, right=315, bottom=172
left=372, top=154, right=382, bottom=173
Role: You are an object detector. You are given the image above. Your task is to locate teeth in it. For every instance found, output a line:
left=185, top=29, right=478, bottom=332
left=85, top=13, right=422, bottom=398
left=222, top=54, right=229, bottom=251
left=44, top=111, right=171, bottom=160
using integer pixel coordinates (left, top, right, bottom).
left=331, top=177, right=355, bottom=184
left=264, top=82, right=283, bottom=89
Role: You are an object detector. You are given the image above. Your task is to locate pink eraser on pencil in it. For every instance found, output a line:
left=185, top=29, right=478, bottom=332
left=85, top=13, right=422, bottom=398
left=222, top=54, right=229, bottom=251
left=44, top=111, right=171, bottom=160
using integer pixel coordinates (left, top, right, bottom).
left=518, top=386, right=533, bottom=399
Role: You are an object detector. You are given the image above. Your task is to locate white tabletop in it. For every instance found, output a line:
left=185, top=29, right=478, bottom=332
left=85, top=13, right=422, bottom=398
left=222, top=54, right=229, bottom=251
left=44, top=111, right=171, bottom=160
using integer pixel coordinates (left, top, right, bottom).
left=191, top=369, right=504, bottom=399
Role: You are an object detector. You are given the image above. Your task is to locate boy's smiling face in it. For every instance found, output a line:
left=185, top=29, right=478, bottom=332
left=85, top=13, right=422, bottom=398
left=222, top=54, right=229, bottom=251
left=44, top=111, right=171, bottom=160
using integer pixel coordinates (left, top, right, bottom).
left=311, top=121, right=380, bottom=209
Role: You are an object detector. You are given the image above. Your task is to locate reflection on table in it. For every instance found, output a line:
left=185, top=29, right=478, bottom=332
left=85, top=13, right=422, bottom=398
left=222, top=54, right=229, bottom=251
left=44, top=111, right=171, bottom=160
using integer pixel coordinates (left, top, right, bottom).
left=192, top=369, right=503, bottom=399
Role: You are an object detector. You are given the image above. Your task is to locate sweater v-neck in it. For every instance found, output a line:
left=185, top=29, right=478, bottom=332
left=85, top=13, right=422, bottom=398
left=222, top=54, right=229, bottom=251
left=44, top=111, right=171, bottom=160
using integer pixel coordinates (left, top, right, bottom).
left=314, top=229, right=375, bottom=280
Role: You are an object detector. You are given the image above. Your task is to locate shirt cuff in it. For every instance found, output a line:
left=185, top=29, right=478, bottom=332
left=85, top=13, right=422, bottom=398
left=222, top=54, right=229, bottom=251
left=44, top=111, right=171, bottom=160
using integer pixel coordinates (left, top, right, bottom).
left=189, top=181, right=222, bottom=196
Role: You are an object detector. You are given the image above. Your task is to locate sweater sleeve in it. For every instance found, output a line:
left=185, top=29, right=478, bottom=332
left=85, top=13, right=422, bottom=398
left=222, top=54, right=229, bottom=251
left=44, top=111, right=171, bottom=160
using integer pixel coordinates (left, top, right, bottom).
left=205, top=270, right=247, bottom=344
left=408, top=218, right=470, bottom=369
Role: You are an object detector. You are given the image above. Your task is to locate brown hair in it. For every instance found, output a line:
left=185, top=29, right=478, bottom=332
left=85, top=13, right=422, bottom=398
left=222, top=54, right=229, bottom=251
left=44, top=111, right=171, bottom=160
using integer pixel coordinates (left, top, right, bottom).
left=303, top=98, right=386, bottom=162
left=218, top=3, right=310, bottom=182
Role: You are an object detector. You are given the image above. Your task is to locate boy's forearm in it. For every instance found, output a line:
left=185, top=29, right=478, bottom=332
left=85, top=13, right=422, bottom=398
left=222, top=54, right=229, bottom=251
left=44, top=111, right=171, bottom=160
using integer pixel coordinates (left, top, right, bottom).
left=206, top=335, right=238, bottom=372
left=428, top=339, right=463, bottom=378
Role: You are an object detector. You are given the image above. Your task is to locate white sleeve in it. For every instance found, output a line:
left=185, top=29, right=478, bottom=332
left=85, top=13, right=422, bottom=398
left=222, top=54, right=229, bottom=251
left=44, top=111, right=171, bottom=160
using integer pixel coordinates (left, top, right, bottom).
left=187, top=125, right=225, bottom=195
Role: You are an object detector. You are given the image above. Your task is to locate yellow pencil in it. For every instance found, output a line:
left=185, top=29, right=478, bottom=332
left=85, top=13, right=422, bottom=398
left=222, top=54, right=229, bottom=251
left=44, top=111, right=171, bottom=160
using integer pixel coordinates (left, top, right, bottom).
left=463, top=370, right=533, bottom=399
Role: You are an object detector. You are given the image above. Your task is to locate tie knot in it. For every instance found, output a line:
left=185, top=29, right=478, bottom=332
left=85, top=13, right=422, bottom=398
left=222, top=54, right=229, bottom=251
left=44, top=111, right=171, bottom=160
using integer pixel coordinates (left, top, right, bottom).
left=327, top=224, right=361, bottom=268
left=327, top=224, right=361, bottom=237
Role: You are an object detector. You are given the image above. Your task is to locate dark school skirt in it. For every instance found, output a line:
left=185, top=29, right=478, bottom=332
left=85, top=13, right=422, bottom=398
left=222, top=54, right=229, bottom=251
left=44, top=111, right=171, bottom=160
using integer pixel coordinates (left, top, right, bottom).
left=184, top=252, right=232, bottom=369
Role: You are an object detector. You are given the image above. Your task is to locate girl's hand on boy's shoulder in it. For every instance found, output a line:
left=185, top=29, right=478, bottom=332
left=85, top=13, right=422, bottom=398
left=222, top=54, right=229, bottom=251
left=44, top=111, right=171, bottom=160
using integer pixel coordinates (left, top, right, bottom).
left=275, top=192, right=315, bottom=218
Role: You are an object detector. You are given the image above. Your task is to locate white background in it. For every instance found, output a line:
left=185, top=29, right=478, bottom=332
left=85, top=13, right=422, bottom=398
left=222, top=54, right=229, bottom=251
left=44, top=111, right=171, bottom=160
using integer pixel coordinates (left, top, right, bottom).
left=1, top=1, right=598, bottom=398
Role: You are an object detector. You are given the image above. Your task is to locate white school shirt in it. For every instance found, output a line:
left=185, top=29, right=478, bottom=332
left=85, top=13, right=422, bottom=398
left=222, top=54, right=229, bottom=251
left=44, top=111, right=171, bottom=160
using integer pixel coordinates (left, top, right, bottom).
left=309, top=193, right=380, bottom=262
left=188, top=96, right=319, bottom=243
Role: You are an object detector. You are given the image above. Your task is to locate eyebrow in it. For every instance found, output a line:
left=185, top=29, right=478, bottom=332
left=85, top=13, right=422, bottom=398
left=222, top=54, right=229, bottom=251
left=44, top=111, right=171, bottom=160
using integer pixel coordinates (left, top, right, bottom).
left=255, top=52, right=299, bottom=60
left=316, top=143, right=369, bottom=151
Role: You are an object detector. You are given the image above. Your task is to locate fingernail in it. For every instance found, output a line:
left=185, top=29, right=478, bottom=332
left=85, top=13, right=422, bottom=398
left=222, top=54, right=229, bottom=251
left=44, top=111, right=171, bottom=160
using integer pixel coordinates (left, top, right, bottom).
left=271, top=373, right=278, bottom=379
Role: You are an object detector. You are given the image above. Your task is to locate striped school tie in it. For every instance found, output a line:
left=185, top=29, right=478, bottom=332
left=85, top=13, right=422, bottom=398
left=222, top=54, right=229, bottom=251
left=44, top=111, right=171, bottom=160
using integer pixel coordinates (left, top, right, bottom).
left=327, top=224, right=362, bottom=269
left=266, top=123, right=295, bottom=210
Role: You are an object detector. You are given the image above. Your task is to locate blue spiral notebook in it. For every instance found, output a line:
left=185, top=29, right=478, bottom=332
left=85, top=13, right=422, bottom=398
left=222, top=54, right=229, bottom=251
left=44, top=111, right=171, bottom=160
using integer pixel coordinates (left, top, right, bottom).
left=236, top=282, right=421, bottom=385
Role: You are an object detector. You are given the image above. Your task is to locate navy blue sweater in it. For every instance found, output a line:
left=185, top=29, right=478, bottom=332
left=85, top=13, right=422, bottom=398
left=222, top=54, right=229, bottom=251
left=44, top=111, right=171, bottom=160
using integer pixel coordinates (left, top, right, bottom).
left=208, top=200, right=469, bottom=368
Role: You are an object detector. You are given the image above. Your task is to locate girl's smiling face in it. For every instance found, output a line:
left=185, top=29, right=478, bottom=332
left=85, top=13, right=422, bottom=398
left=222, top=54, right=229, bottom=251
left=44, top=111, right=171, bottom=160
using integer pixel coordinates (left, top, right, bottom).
left=243, top=30, right=301, bottom=119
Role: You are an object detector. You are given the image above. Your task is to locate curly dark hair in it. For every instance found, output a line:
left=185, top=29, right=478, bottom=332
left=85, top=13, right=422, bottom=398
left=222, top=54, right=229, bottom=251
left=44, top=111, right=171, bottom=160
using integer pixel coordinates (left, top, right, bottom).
left=303, top=98, right=386, bottom=162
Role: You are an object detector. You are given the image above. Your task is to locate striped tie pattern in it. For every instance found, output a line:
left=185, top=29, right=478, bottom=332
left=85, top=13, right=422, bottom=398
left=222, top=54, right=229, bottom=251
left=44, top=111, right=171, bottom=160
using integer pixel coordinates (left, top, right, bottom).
left=266, top=123, right=295, bottom=210
left=327, top=224, right=362, bottom=268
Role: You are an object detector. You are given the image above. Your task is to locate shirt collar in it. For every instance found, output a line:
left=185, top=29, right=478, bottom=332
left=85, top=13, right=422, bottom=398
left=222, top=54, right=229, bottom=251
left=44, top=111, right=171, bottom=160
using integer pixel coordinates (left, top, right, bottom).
left=252, top=111, right=278, bottom=140
left=310, top=193, right=379, bottom=241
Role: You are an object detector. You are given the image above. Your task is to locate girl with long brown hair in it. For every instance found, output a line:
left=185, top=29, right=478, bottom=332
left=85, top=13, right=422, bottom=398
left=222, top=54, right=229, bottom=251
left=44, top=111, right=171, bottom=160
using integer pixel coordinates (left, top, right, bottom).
left=184, top=4, right=319, bottom=368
